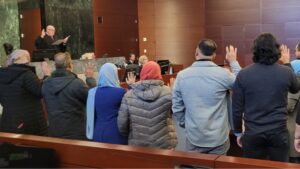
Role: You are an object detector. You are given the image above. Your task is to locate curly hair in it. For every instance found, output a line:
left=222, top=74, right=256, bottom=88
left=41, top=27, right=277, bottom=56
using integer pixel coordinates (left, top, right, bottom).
left=252, top=33, right=281, bottom=65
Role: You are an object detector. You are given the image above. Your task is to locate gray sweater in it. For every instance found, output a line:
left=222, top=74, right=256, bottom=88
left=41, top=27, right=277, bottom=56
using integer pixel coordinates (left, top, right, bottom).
left=118, top=80, right=177, bottom=149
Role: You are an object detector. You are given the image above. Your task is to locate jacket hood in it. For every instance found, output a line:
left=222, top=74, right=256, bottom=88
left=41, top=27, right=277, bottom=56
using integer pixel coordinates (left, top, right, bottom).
left=132, top=80, right=164, bottom=101
left=0, top=64, right=35, bottom=84
left=44, top=75, right=75, bottom=95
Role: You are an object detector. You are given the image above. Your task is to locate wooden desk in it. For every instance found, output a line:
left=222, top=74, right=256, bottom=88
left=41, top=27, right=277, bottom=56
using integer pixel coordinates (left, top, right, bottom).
left=170, top=64, right=184, bottom=74
left=162, top=74, right=177, bottom=85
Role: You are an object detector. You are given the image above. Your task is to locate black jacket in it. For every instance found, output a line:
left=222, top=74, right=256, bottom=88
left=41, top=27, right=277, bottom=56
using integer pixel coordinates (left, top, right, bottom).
left=0, top=64, right=47, bottom=135
left=42, top=69, right=92, bottom=140
left=233, top=63, right=300, bottom=135
left=35, top=34, right=66, bottom=52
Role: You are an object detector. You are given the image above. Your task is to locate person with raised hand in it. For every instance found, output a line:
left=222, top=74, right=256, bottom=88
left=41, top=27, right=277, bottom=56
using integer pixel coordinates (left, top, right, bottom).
left=42, top=52, right=96, bottom=140
left=118, top=61, right=177, bottom=149
left=232, top=33, right=300, bottom=162
left=86, top=63, right=127, bottom=144
left=172, top=39, right=241, bottom=155
left=0, top=49, right=47, bottom=136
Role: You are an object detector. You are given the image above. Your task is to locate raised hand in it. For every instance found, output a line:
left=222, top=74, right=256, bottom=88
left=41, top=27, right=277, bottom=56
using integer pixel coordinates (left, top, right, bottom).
left=85, top=63, right=95, bottom=78
left=126, top=72, right=136, bottom=85
left=41, top=29, right=46, bottom=38
left=279, top=45, right=290, bottom=64
left=41, top=61, right=51, bottom=77
left=225, top=45, right=238, bottom=63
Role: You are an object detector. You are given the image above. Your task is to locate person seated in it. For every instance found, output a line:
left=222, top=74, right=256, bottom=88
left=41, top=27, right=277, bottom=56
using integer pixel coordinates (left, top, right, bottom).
left=138, top=55, right=149, bottom=66
left=35, top=25, right=68, bottom=52
left=127, top=53, right=138, bottom=65
left=0, top=49, right=47, bottom=136
left=42, top=52, right=96, bottom=140
left=86, top=63, right=127, bottom=145
left=118, top=61, right=177, bottom=149
left=136, top=55, right=149, bottom=79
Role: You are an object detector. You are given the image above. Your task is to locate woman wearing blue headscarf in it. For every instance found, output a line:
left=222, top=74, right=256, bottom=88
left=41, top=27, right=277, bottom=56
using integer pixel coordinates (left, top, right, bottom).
left=86, top=63, right=127, bottom=144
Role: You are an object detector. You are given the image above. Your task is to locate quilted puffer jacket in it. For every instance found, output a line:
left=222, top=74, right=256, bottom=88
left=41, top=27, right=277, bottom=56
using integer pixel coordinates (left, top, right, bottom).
left=118, top=80, right=177, bottom=149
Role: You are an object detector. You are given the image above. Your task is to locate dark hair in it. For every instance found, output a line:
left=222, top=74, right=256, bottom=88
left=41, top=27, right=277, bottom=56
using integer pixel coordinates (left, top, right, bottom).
left=296, top=43, right=300, bottom=52
left=252, top=33, right=280, bottom=65
left=3, top=43, right=13, bottom=55
left=198, top=39, right=217, bottom=56
left=129, top=53, right=135, bottom=57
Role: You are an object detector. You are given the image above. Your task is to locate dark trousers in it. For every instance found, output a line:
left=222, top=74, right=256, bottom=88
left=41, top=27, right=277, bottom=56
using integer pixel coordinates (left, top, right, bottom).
left=242, top=128, right=289, bottom=162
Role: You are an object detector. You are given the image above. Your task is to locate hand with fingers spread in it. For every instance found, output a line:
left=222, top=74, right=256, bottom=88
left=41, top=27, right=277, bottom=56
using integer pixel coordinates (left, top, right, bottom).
left=226, top=45, right=238, bottom=63
left=85, top=63, right=95, bottom=78
left=126, top=72, right=136, bottom=85
left=279, top=45, right=290, bottom=64
left=41, top=61, right=51, bottom=77
left=41, top=29, right=46, bottom=38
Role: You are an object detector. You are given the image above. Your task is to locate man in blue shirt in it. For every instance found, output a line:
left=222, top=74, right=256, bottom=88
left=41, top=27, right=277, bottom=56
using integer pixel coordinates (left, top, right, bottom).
left=172, top=39, right=241, bottom=155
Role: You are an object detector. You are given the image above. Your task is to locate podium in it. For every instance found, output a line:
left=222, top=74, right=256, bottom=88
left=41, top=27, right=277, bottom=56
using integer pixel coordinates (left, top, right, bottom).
left=32, top=49, right=58, bottom=62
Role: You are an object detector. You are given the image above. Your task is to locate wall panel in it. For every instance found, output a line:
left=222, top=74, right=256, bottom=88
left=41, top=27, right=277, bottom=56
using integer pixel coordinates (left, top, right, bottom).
left=139, top=0, right=205, bottom=67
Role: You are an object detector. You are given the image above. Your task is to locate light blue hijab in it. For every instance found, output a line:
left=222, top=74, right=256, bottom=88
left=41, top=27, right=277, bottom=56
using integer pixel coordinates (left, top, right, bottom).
left=86, top=63, right=120, bottom=139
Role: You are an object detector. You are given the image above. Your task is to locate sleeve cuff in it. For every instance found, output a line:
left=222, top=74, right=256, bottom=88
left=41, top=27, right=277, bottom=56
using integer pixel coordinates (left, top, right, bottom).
left=234, top=133, right=243, bottom=137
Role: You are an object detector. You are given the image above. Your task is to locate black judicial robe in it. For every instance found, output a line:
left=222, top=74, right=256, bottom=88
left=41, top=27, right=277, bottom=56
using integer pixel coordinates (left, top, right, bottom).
left=35, top=34, right=66, bottom=52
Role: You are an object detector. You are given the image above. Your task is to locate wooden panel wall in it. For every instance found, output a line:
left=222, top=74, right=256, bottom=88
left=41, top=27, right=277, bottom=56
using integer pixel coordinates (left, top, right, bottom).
left=205, top=0, right=300, bottom=66
left=93, top=0, right=139, bottom=58
left=19, top=8, right=41, bottom=57
left=138, top=0, right=205, bottom=67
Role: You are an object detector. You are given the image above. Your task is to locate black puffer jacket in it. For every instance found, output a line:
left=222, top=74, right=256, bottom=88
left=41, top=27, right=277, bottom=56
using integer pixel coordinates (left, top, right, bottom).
left=0, top=64, right=47, bottom=135
left=42, top=69, right=91, bottom=140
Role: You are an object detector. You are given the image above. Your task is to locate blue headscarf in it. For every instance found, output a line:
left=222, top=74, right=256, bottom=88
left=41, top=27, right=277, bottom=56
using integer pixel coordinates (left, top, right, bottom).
left=86, top=63, right=120, bottom=139
left=98, top=63, right=120, bottom=87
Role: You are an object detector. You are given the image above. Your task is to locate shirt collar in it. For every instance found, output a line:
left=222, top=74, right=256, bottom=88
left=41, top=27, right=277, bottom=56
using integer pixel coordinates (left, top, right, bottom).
left=191, top=60, right=218, bottom=67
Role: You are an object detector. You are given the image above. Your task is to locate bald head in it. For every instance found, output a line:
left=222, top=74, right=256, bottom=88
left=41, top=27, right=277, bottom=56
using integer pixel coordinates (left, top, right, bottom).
left=46, top=25, right=55, bottom=37
left=54, top=52, right=72, bottom=69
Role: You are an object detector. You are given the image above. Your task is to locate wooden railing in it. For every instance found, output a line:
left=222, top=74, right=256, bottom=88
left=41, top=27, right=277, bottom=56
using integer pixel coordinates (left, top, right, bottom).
left=0, top=132, right=216, bottom=168
left=0, top=132, right=300, bottom=168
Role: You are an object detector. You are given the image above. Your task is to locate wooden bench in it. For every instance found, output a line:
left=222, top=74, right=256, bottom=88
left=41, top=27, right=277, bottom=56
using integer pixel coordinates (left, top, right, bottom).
left=0, top=132, right=217, bottom=168
left=215, top=155, right=300, bottom=168
left=1, top=132, right=300, bottom=168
